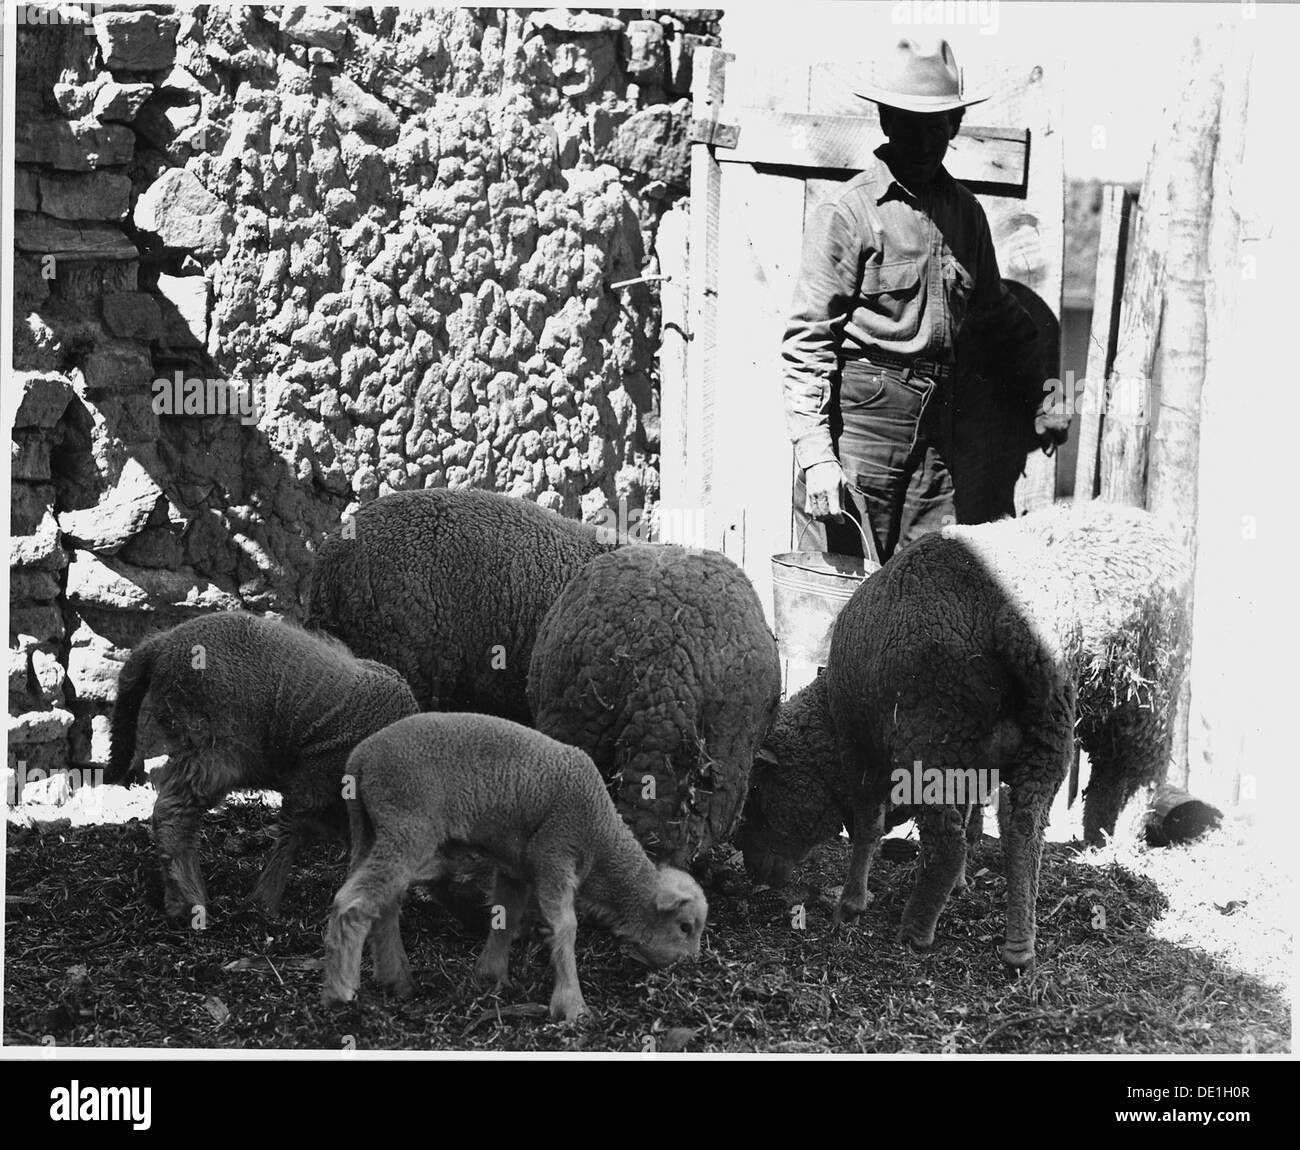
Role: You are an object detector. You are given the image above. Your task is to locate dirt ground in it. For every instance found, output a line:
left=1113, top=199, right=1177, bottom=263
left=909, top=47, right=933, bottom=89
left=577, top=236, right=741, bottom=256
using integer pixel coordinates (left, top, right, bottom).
left=2, top=784, right=1290, bottom=1054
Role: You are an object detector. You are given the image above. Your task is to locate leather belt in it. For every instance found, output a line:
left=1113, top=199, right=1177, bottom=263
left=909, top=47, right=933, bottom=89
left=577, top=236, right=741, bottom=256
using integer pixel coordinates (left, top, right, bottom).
left=846, top=347, right=953, bottom=381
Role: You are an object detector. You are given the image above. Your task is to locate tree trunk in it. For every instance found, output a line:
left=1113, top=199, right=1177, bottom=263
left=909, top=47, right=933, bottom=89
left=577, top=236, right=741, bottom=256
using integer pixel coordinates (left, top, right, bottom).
left=1100, top=32, right=1226, bottom=507
left=1144, top=30, right=1230, bottom=787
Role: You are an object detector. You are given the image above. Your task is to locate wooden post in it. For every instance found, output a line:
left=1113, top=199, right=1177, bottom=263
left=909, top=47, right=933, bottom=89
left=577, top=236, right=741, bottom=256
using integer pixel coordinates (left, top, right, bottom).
left=657, top=205, right=690, bottom=526
left=1073, top=186, right=1134, bottom=502
left=1147, top=34, right=1225, bottom=539
left=1100, top=31, right=1227, bottom=508
left=1098, top=209, right=1162, bottom=506
left=685, top=46, right=731, bottom=511
left=1145, top=33, right=1228, bottom=789
left=1187, top=27, right=1263, bottom=810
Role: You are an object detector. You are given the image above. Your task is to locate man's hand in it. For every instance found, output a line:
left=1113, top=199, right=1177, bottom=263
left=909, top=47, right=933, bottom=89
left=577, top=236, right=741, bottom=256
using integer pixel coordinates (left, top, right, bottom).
left=804, top=460, right=848, bottom=520
left=1034, top=408, right=1071, bottom=455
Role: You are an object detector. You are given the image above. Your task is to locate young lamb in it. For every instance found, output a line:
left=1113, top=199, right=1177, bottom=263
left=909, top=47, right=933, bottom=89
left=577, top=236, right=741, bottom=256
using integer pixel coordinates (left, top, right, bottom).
left=320, top=712, right=708, bottom=1021
left=740, top=503, right=1190, bottom=968
left=302, top=488, right=620, bottom=720
left=107, top=611, right=419, bottom=917
left=526, top=544, right=782, bottom=867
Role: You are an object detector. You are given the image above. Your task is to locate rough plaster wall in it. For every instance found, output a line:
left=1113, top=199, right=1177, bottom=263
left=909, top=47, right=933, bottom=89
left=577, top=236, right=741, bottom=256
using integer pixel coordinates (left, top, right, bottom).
left=8, top=5, right=720, bottom=777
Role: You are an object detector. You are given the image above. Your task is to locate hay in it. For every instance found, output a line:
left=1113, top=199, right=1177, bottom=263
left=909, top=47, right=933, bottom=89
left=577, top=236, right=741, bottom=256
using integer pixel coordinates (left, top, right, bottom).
left=3, top=790, right=1288, bottom=1053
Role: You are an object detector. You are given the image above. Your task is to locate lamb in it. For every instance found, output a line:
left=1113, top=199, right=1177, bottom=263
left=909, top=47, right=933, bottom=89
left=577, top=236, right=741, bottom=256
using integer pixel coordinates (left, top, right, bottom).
left=302, top=488, right=621, bottom=720
left=739, top=503, right=1190, bottom=967
left=320, top=712, right=708, bottom=1021
left=107, top=611, right=419, bottom=917
left=526, top=544, right=782, bottom=867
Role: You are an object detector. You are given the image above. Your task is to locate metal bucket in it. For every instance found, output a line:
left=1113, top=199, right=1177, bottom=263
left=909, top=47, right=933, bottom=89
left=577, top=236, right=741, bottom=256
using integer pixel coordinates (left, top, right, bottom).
left=771, top=518, right=880, bottom=665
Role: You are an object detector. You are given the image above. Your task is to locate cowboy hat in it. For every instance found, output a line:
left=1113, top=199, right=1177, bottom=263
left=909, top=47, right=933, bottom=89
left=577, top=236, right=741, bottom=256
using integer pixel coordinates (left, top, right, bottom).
left=854, top=37, right=988, bottom=113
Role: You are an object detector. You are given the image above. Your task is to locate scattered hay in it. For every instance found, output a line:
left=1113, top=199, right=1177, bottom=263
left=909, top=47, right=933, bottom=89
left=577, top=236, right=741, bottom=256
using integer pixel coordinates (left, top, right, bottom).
left=2, top=788, right=1289, bottom=1053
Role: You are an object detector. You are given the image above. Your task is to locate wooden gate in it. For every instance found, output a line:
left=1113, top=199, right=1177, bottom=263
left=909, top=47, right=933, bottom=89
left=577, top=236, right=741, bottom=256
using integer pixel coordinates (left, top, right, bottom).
left=660, top=47, right=1065, bottom=652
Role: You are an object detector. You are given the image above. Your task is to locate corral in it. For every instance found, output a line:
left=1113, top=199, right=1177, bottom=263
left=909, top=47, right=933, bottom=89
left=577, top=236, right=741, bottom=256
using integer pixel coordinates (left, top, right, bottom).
left=5, top=3, right=1293, bottom=1060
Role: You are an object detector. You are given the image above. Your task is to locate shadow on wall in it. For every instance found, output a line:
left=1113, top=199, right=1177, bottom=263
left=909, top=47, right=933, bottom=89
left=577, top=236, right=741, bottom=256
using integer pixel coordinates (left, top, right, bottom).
left=10, top=5, right=721, bottom=774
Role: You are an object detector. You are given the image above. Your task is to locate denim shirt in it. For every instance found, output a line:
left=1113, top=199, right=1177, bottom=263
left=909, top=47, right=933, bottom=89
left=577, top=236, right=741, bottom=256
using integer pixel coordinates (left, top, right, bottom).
left=782, top=149, right=1041, bottom=469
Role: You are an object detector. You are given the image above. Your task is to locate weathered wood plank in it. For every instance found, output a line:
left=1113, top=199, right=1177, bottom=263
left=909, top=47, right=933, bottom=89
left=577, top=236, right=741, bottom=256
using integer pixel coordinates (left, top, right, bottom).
left=656, top=204, right=690, bottom=517
left=710, top=163, right=805, bottom=621
left=686, top=46, right=731, bottom=510
left=1073, top=185, right=1135, bottom=501
left=713, top=108, right=1027, bottom=190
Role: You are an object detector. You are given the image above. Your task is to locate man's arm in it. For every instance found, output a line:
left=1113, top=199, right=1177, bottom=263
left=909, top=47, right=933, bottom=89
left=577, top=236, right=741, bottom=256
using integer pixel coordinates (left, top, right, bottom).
left=965, top=212, right=1043, bottom=377
left=782, top=201, right=862, bottom=470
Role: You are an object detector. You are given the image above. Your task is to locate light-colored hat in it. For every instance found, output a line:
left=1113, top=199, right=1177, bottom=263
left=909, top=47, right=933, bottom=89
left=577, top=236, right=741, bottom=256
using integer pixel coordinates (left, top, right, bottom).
left=854, top=37, right=988, bottom=113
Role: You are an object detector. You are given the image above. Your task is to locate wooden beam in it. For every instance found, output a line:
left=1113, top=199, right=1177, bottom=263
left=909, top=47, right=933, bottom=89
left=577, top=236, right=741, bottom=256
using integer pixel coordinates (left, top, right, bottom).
left=1099, top=176, right=1163, bottom=507
left=656, top=205, right=690, bottom=522
left=1073, top=186, right=1135, bottom=501
left=1146, top=32, right=1231, bottom=794
left=713, top=107, right=1028, bottom=190
left=686, top=45, right=731, bottom=510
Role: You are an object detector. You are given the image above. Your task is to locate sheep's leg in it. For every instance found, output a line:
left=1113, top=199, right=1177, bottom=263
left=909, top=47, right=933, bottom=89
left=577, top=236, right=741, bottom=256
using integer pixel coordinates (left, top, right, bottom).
left=151, top=763, right=212, bottom=919
left=534, top=868, right=585, bottom=1022
left=369, top=901, right=413, bottom=998
left=322, top=844, right=416, bottom=1004
left=475, top=870, right=528, bottom=988
left=835, top=798, right=886, bottom=925
left=247, top=800, right=325, bottom=916
left=1082, top=713, right=1168, bottom=847
left=322, top=873, right=377, bottom=1005
left=898, top=804, right=967, bottom=951
left=995, top=782, right=1012, bottom=843
left=1001, top=735, right=1071, bottom=969
left=1080, top=768, right=1125, bottom=848
left=952, top=801, right=983, bottom=891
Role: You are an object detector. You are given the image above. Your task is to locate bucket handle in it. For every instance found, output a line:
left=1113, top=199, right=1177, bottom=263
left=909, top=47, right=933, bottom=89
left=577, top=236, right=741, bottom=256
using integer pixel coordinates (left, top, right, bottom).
left=796, top=509, right=881, bottom=566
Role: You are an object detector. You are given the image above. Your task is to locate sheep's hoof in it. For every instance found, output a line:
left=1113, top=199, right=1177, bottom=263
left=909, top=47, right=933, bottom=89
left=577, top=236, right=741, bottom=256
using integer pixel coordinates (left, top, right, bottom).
left=832, top=895, right=872, bottom=928
left=244, top=890, right=282, bottom=917
left=473, top=960, right=512, bottom=989
left=386, top=973, right=416, bottom=1000
left=549, top=991, right=589, bottom=1023
left=896, top=925, right=936, bottom=952
left=1000, top=940, right=1036, bottom=969
left=320, top=985, right=356, bottom=1008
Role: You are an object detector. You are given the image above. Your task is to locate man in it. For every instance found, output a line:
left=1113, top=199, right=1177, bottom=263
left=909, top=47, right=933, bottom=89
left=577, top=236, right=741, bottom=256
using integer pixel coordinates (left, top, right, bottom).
left=782, top=38, right=1067, bottom=562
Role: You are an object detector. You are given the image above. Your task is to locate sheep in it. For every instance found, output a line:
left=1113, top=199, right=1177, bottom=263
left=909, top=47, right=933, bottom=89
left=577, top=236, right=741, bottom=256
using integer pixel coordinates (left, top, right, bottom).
left=107, top=611, right=419, bottom=918
left=740, top=677, right=1000, bottom=891
left=302, top=489, right=621, bottom=720
left=526, top=544, right=783, bottom=867
left=320, top=712, right=708, bottom=1021
left=739, top=502, right=1191, bottom=968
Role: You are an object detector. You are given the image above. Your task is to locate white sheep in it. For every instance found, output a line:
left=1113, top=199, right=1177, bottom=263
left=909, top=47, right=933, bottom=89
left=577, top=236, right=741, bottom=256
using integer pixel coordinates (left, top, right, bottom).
left=321, top=712, right=708, bottom=1021
left=742, top=503, right=1190, bottom=967
left=107, top=611, right=419, bottom=917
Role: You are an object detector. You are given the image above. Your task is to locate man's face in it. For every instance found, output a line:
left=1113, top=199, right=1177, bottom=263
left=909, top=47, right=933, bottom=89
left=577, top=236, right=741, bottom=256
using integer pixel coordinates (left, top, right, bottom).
left=879, top=106, right=960, bottom=187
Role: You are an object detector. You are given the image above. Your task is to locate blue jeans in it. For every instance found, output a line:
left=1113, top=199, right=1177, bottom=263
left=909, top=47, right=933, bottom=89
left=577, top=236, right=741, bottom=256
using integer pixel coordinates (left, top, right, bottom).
left=793, top=360, right=955, bottom=562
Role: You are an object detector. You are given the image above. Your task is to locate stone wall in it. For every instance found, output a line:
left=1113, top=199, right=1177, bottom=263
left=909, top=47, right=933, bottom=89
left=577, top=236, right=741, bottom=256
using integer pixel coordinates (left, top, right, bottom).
left=9, top=4, right=720, bottom=776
